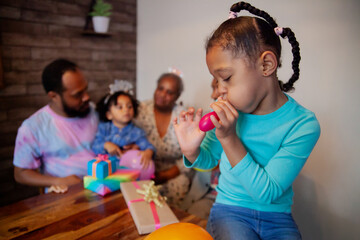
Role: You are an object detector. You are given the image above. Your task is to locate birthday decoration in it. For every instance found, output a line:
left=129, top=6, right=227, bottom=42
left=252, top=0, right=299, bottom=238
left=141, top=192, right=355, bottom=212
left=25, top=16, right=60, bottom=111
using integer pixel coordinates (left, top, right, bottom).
left=109, top=79, right=134, bottom=95
left=120, top=150, right=155, bottom=180
left=168, top=66, right=184, bottom=78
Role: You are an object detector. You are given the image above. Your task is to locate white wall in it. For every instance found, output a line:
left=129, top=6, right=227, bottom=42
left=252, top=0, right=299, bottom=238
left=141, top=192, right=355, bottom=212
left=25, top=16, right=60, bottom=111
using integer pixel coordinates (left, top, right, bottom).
left=137, top=0, right=360, bottom=239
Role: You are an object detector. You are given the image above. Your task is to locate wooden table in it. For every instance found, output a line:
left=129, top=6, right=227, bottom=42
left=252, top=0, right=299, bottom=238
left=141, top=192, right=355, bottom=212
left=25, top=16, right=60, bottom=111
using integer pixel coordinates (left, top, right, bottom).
left=0, top=183, right=207, bottom=240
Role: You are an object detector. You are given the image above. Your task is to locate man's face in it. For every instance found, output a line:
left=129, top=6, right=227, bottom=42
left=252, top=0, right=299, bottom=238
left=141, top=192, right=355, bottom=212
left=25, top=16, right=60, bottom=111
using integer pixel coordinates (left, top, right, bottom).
left=60, top=69, right=90, bottom=118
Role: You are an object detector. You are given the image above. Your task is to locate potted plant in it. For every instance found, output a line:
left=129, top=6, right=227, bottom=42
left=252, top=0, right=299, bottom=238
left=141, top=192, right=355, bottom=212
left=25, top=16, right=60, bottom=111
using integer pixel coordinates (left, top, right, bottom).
left=89, top=0, right=112, bottom=33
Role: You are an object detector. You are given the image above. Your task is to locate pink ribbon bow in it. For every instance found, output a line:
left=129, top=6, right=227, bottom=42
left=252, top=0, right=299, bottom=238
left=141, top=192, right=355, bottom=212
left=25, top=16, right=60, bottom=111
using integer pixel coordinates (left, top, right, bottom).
left=92, top=154, right=112, bottom=178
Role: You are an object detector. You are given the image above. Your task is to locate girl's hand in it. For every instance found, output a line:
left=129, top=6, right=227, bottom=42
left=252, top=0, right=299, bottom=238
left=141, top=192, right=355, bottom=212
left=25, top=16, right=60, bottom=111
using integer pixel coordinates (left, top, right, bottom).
left=210, top=97, right=239, bottom=141
left=173, top=107, right=206, bottom=162
left=139, top=149, right=153, bottom=169
left=104, top=142, right=122, bottom=157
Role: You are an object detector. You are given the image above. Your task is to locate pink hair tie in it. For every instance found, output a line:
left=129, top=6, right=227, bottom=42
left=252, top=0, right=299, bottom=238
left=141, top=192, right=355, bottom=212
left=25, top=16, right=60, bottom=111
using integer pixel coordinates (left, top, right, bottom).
left=228, top=11, right=237, bottom=19
left=274, top=27, right=283, bottom=36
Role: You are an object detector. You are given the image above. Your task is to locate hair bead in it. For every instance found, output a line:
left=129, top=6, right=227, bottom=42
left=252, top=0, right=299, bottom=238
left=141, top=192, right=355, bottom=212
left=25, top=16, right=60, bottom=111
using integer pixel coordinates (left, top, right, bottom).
left=228, top=11, right=238, bottom=19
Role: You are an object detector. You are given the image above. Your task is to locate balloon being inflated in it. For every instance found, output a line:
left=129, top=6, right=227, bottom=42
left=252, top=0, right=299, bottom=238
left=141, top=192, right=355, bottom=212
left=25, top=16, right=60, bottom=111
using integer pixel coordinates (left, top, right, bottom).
left=199, top=111, right=219, bottom=132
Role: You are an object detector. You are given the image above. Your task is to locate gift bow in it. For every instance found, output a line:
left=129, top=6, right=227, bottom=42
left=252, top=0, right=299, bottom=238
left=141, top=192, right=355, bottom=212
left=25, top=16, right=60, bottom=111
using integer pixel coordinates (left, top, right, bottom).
left=136, top=181, right=167, bottom=207
left=96, top=154, right=109, bottom=161
left=128, top=181, right=167, bottom=230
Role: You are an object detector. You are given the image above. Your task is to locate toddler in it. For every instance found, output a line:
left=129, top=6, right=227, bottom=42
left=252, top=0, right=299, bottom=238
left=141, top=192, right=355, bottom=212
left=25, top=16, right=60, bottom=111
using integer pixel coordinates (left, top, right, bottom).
left=92, top=89, right=155, bottom=169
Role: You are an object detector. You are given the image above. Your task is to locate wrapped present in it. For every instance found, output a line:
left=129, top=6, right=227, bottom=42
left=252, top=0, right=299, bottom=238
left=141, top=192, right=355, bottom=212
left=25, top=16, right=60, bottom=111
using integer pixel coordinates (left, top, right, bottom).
left=84, top=168, right=140, bottom=196
left=87, top=154, right=117, bottom=179
left=120, top=180, right=179, bottom=235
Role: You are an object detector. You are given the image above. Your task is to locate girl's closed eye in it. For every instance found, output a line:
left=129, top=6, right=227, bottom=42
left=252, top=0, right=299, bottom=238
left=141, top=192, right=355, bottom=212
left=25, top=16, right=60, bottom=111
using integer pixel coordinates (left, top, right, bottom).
left=224, top=76, right=231, bottom=82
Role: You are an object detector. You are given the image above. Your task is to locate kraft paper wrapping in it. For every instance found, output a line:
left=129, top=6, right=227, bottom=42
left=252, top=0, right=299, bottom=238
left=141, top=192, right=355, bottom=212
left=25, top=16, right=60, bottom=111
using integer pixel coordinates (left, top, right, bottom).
left=120, top=180, right=179, bottom=235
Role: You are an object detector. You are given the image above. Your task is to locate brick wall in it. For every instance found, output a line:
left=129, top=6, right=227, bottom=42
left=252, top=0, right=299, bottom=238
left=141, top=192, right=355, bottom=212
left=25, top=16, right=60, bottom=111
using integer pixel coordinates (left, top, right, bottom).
left=0, top=0, right=137, bottom=206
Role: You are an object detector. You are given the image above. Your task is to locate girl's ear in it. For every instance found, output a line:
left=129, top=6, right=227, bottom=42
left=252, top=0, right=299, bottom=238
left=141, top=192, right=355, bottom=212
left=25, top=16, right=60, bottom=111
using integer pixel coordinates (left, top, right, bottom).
left=260, top=51, right=278, bottom=77
left=106, top=111, right=113, bottom=121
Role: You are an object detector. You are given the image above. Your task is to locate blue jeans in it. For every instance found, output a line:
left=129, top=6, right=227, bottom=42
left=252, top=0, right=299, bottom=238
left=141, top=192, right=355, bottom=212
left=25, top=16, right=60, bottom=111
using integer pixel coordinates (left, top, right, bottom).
left=207, top=203, right=301, bottom=240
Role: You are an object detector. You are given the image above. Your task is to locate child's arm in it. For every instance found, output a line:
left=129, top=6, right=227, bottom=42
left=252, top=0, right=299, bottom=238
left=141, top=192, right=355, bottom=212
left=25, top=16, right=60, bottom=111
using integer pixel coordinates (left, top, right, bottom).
left=104, top=141, right=122, bottom=157
left=173, top=107, right=206, bottom=162
left=122, top=143, right=140, bottom=153
left=230, top=120, right=320, bottom=204
left=210, top=98, right=247, bottom=167
left=91, top=123, right=109, bottom=155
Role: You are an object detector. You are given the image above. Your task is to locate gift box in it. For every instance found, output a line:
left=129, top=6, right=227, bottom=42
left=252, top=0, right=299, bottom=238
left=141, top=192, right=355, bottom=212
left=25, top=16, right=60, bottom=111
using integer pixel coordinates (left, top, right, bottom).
left=84, top=168, right=140, bottom=196
left=87, top=154, right=117, bottom=179
left=120, top=180, right=179, bottom=235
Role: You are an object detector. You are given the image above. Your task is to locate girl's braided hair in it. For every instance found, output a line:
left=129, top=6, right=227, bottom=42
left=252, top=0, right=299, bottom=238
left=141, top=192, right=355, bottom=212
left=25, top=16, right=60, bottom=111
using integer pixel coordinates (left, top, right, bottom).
left=206, top=1, right=301, bottom=92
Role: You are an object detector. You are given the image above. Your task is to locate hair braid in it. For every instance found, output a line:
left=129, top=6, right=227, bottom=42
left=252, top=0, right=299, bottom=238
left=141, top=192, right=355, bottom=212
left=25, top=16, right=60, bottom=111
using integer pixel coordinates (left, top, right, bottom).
left=229, top=2, right=301, bottom=92
left=281, top=27, right=301, bottom=92
left=230, top=2, right=278, bottom=28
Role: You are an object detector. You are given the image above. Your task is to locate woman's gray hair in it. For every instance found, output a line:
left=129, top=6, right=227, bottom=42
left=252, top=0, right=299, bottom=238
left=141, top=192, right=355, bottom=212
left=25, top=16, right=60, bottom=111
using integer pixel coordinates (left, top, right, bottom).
left=157, top=73, right=184, bottom=97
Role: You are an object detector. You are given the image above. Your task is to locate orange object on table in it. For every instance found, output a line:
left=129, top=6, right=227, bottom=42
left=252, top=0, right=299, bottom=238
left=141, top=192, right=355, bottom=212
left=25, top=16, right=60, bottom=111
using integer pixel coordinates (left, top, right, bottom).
left=145, top=222, right=213, bottom=240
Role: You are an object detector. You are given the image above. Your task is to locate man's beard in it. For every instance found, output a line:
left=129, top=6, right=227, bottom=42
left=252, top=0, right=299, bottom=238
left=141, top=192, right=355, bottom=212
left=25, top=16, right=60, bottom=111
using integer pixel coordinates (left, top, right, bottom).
left=61, top=98, right=90, bottom=118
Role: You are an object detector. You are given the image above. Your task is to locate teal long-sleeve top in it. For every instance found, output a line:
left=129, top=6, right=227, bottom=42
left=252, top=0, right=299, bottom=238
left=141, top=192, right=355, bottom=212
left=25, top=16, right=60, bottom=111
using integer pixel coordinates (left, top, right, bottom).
left=184, top=95, right=320, bottom=213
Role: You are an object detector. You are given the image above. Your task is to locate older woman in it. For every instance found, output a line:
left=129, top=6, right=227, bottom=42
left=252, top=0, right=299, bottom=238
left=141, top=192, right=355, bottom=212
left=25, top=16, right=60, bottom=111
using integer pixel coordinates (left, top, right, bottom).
left=134, top=73, right=192, bottom=207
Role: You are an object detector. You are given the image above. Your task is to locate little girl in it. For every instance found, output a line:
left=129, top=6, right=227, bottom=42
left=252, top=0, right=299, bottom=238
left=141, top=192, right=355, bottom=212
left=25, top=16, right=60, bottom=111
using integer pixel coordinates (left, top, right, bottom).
left=92, top=90, right=155, bottom=169
left=174, top=2, right=320, bottom=240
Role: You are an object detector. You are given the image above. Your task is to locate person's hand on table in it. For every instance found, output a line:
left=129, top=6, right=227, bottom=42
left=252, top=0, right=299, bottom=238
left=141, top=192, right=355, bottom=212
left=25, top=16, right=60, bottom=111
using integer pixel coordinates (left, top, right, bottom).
left=48, top=185, right=68, bottom=193
left=49, top=175, right=81, bottom=193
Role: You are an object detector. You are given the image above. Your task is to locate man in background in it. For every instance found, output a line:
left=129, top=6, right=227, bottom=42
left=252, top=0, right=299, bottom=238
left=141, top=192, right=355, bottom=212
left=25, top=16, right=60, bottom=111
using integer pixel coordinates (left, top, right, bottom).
left=13, top=59, right=98, bottom=192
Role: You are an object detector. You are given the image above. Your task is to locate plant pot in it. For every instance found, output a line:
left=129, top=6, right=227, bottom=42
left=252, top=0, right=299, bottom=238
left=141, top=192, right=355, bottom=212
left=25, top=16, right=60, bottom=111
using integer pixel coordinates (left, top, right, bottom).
left=92, top=16, right=110, bottom=33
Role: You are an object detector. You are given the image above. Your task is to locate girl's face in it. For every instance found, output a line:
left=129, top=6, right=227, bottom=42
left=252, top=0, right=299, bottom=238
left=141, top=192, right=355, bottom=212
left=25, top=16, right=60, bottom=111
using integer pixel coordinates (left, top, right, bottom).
left=206, top=46, right=266, bottom=114
left=154, top=77, right=179, bottom=112
left=106, top=95, right=134, bottom=128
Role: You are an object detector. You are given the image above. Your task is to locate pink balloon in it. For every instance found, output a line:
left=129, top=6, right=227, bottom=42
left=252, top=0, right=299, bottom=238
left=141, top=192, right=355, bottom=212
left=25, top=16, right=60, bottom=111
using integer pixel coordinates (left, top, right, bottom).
left=119, top=150, right=155, bottom=180
left=199, top=111, right=220, bottom=132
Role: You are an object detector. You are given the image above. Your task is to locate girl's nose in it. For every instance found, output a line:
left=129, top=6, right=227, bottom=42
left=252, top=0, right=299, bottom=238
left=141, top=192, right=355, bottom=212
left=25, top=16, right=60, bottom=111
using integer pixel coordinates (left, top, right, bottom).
left=218, top=83, right=227, bottom=95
